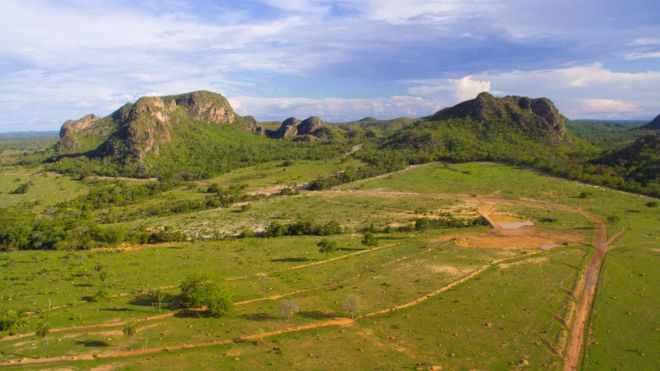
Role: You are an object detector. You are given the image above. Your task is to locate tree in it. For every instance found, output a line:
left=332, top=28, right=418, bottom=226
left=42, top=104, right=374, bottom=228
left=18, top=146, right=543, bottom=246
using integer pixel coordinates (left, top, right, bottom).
left=322, top=220, right=342, bottom=235
left=279, top=300, right=299, bottom=320
left=415, top=217, right=431, bottom=231
left=35, top=322, right=50, bottom=348
left=361, top=232, right=378, bottom=247
left=343, top=296, right=359, bottom=319
left=179, top=275, right=232, bottom=317
left=317, top=239, right=337, bottom=255
left=0, top=309, right=27, bottom=335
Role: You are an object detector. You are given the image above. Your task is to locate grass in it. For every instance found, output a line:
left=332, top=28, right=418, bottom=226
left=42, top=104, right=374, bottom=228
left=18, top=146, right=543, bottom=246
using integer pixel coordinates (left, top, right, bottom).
left=206, top=158, right=364, bottom=191
left=0, top=161, right=657, bottom=369
left=0, top=167, right=88, bottom=209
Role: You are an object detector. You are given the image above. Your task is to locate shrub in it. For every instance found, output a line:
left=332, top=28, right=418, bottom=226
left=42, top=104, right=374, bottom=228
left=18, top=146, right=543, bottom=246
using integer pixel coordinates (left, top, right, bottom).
left=415, top=217, right=431, bottom=231
left=361, top=232, right=378, bottom=247
left=11, top=183, right=30, bottom=194
left=317, top=239, right=337, bottom=255
left=179, top=275, right=232, bottom=317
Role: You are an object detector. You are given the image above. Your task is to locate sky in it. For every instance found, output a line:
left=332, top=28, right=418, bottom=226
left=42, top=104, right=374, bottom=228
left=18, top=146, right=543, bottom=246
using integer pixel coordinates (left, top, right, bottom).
left=0, top=0, right=659, bottom=132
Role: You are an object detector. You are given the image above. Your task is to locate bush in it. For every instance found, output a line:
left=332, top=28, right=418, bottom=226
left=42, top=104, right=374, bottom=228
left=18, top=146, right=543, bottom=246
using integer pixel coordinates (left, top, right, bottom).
left=361, top=232, right=378, bottom=247
left=11, top=183, right=31, bottom=194
left=646, top=201, right=658, bottom=208
left=0, top=309, right=27, bottom=334
left=317, top=239, right=337, bottom=255
left=179, top=275, right=232, bottom=317
left=415, top=217, right=431, bottom=231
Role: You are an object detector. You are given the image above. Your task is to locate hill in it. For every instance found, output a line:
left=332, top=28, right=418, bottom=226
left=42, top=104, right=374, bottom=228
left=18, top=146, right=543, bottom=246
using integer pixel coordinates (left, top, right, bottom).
left=642, top=114, right=660, bottom=130
left=50, top=91, right=345, bottom=178
left=372, top=92, right=588, bottom=165
left=593, top=133, right=660, bottom=193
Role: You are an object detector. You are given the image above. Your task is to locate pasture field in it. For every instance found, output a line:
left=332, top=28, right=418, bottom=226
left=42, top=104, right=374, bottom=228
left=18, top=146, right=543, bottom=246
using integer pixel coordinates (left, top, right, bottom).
left=0, top=167, right=88, bottom=209
left=0, top=161, right=657, bottom=370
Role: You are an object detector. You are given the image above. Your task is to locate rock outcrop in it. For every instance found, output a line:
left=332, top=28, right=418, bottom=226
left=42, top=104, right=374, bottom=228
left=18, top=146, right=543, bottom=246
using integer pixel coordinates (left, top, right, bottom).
left=55, top=91, right=245, bottom=161
left=431, top=92, right=568, bottom=143
left=272, top=116, right=327, bottom=139
left=56, top=114, right=98, bottom=151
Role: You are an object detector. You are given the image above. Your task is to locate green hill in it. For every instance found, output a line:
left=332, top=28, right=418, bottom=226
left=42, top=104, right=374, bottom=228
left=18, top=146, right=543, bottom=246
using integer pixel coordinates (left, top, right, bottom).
left=373, top=92, right=591, bottom=164
left=593, top=133, right=659, bottom=193
left=50, top=91, right=345, bottom=178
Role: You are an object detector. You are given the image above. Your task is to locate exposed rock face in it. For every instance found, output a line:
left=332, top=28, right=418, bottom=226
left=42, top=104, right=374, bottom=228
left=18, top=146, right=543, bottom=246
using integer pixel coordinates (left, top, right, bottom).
left=273, top=116, right=326, bottom=138
left=274, top=117, right=301, bottom=138
left=297, top=116, right=325, bottom=135
left=55, top=91, right=242, bottom=161
left=431, top=92, right=568, bottom=143
left=57, top=114, right=98, bottom=151
left=642, top=114, right=660, bottom=130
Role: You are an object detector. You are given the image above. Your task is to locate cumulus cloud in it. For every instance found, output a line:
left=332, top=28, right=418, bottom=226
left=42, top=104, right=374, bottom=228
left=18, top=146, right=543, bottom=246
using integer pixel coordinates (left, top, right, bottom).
left=230, top=95, right=439, bottom=122
left=581, top=99, right=639, bottom=113
left=0, top=0, right=658, bottom=130
left=454, top=76, right=491, bottom=101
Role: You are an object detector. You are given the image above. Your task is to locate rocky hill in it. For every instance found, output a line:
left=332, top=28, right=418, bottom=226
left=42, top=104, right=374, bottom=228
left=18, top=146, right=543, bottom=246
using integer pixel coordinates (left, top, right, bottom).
left=271, top=116, right=332, bottom=140
left=642, top=114, right=660, bottom=130
left=55, top=91, right=262, bottom=161
left=429, top=92, right=568, bottom=144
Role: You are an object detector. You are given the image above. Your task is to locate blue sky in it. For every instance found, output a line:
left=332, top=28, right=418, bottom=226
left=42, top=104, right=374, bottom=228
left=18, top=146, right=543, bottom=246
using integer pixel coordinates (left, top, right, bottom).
left=0, top=0, right=659, bottom=131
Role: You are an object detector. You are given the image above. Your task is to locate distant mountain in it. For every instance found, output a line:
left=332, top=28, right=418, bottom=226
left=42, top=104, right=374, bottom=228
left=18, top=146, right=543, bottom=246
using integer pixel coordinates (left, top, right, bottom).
left=642, top=114, right=660, bottom=130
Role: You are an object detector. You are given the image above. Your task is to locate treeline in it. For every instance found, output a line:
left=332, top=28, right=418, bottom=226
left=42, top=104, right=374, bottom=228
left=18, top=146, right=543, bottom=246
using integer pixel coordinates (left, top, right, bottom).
left=0, top=208, right=186, bottom=251
left=306, top=123, right=659, bottom=197
left=0, top=182, right=255, bottom=251
left=239, top=220, right=343, bottom=238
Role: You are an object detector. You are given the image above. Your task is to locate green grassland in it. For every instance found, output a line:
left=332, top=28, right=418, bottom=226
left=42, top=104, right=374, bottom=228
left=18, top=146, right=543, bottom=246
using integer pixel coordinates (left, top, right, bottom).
left=0, top=160, right=657, bottom=370
left=0, top=167, right=88, bottom=209
left=206, top=158, right=364, bottom=191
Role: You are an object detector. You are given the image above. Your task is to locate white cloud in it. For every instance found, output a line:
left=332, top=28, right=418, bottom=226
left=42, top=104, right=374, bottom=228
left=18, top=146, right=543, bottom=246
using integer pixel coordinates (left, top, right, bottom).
left=626, top=51, right=660, bottom=60
left=580, top=99, right=639, bottom=114
left=406, top=65, right=660, bottom=119
left=230, top=95, right=439, bottom=122
left=454, top=76, right=491, bottom=101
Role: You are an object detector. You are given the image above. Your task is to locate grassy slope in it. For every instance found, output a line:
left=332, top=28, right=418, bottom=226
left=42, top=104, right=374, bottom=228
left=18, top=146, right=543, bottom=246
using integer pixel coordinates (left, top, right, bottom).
left=0, top=162, right=656, bottom=369
left=346, top=162, right=659, bottom=369
left=0, top=167, right=88, bottom=209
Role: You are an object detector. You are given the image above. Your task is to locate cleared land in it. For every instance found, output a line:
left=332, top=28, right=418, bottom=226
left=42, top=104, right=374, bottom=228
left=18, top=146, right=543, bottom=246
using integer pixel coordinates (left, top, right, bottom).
left=1, top=162, right=657, bottom=370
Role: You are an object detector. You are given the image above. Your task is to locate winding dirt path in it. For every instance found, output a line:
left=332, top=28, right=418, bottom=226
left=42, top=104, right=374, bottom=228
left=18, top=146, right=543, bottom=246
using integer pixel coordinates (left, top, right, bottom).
left=563, top=228, right=624, bottom=371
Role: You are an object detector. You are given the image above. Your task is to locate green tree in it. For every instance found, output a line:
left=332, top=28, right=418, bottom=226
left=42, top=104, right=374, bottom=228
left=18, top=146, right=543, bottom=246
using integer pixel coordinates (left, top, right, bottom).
left=0, top=309, right=27, bottom=334
left=415, top=217, right=431, bottom=231
left=361, top=232, right=378, bottom=247
left=317, top=239, right=337, bottom=255
left=179, top=276, right=232, bottom=317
